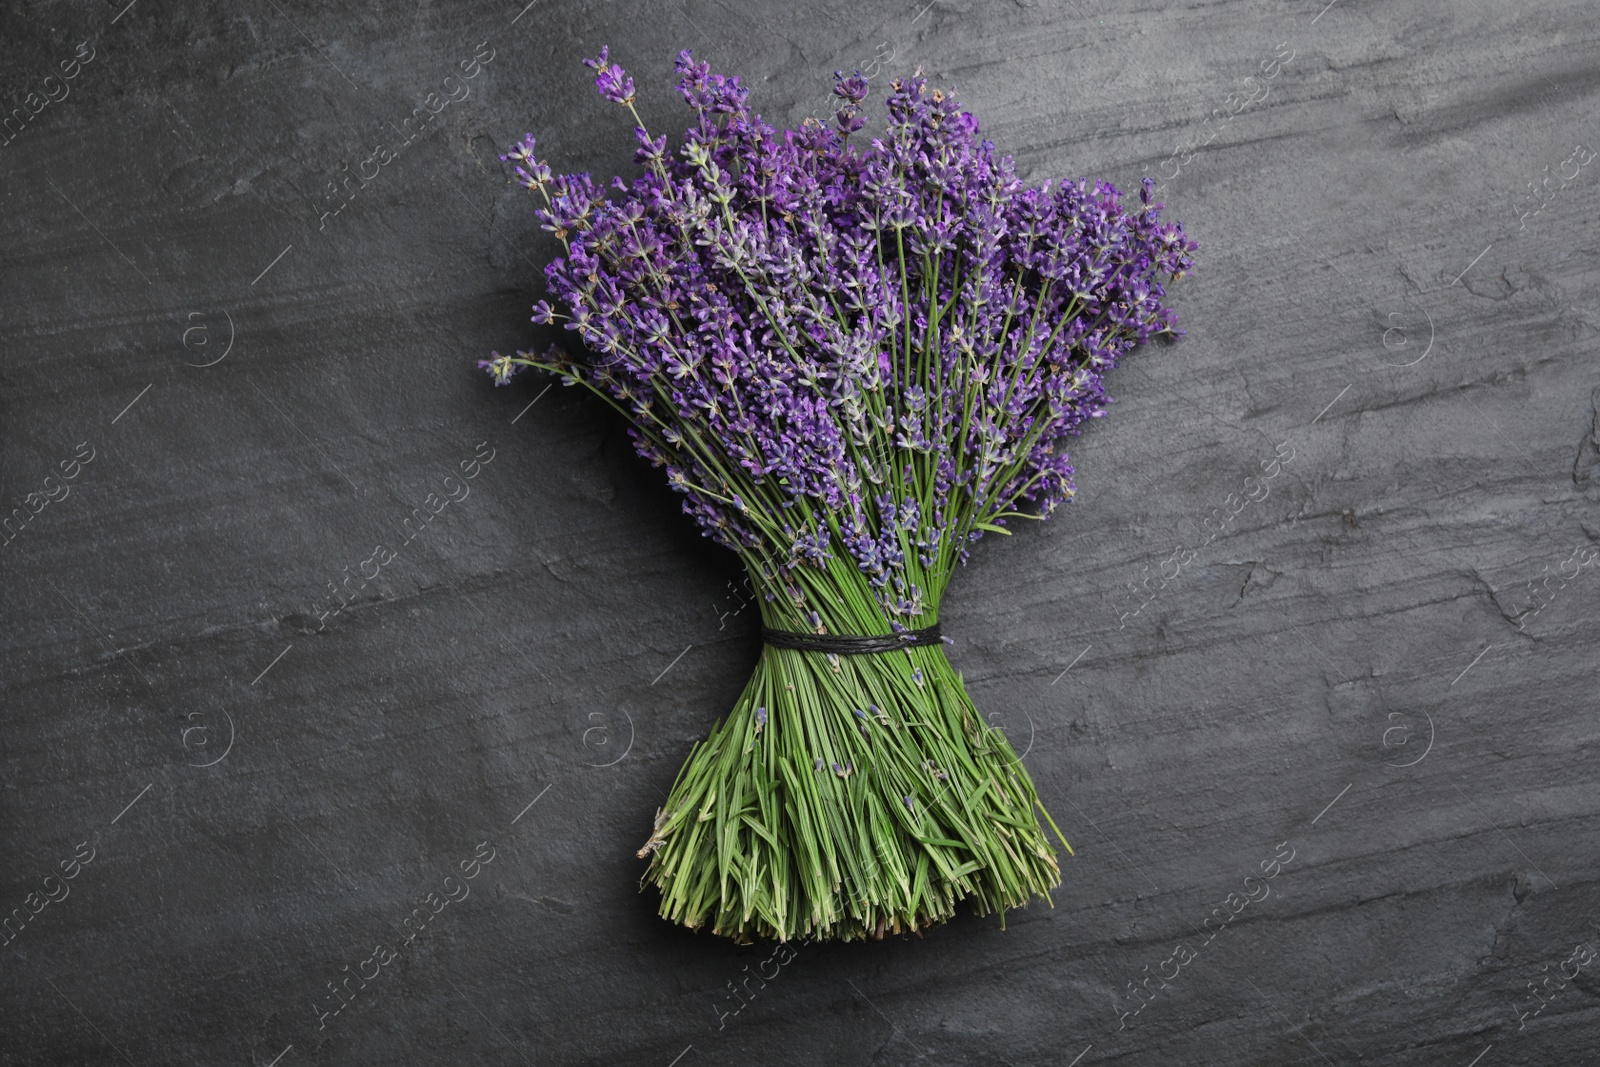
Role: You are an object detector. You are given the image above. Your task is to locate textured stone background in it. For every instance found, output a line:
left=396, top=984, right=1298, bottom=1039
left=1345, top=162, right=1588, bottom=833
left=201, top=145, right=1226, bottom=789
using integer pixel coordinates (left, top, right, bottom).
left=2, top=0, right=1598, bottom=1064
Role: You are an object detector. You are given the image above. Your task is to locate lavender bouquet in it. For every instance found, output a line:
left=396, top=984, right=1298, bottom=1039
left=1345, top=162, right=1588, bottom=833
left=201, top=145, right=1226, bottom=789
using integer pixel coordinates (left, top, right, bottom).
left=483, top=48, right=1195, bottom=942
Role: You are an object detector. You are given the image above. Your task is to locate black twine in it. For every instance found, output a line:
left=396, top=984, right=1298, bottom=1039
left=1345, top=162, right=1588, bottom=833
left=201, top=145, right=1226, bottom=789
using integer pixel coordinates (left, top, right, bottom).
left=760, top=624, right=943, bottom=655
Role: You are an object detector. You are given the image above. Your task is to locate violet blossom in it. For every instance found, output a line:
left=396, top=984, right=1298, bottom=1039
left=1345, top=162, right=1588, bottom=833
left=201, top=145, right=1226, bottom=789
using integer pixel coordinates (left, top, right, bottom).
left=488, top=47, right=1195, bottom=635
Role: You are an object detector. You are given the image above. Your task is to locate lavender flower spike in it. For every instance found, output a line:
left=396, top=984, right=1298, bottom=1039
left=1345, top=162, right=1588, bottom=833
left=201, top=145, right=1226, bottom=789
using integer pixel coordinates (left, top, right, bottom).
left=478, top=351, right=521, bottom=387
left=583, top=46, right=635, bottom=105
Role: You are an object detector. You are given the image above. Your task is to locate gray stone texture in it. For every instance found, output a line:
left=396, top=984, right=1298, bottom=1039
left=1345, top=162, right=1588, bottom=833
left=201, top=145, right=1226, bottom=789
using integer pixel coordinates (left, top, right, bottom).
left=1, top=0, right=1597, bottom=1064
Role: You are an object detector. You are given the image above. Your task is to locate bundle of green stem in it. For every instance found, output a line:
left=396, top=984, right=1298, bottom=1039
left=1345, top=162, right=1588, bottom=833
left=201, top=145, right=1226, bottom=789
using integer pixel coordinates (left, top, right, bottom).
left=635, top=566, right=1069, bottom=942
left=485, top=50, right=1194, bottom=942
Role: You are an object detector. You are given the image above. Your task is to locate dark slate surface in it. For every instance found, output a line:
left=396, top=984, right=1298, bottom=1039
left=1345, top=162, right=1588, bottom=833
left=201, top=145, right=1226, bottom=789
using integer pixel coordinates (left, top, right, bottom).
left=3, top=0, right=1598, bottom=1064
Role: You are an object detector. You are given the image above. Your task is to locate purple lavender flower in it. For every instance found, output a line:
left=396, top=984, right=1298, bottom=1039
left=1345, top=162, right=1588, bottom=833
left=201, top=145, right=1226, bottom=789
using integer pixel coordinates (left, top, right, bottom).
left=499, top=134, right=554, bottom=193
left=832, top=70, right=870, bottom=135
left=488, top=47, right=1195, bottom=631
left=583, top=46, right=636, bottom=105
left=478, top=352, right=521, bottom=387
